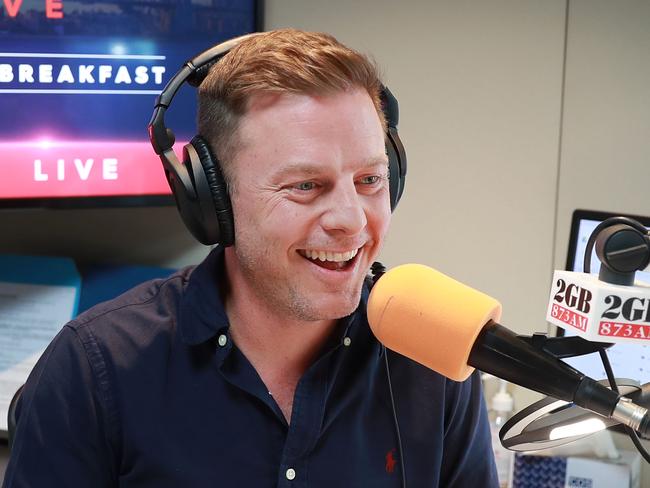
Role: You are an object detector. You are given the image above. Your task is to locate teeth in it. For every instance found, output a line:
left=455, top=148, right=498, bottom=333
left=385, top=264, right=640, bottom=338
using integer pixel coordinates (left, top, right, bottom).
left=303, top=248, right=359, bottom=262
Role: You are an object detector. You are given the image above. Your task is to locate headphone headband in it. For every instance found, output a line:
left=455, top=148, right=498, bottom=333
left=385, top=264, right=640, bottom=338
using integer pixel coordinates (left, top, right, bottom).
left=149, top=33, right=262, bottom=155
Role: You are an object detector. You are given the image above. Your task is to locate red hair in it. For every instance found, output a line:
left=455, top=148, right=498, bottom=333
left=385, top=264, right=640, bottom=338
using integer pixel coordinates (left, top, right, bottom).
left=197, top=29, right=386, bottom=184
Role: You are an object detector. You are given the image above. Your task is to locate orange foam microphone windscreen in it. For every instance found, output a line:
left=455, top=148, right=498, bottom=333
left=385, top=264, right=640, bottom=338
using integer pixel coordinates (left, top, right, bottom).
left=367, top=264, right=502, bottom=381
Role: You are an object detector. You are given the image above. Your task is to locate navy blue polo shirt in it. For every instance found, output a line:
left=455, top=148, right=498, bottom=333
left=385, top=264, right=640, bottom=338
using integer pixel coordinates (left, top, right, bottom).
left=3, top=247, right=498, bottom=487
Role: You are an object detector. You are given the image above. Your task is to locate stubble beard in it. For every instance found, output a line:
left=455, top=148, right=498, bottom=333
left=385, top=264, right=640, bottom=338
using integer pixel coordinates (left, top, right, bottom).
left=234, top=240, right=364, bottom=323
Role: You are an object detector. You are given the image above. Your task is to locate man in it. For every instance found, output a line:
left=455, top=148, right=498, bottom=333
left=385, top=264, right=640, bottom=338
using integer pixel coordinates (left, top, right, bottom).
left=3, top=29, right=498, bottom=487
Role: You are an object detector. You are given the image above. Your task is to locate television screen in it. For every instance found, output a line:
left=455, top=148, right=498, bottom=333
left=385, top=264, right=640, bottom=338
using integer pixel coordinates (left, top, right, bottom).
left=561, top=209, right=650, bottom=384
left=0, top=0, right=260, bottom=207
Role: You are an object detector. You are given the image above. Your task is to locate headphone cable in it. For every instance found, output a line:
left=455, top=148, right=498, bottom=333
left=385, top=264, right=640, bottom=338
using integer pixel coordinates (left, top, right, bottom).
left=384, top=346, right=407, bottom=488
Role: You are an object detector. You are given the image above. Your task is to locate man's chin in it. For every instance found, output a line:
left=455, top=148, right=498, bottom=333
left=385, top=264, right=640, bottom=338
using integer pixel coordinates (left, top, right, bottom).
left=314, top=291, right=363, bottom=320
left=289, top=274, right=367, bottom=321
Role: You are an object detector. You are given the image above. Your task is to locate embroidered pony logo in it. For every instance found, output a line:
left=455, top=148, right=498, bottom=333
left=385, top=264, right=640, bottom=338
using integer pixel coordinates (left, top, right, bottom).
left=385, top=448, right=397, bottom=474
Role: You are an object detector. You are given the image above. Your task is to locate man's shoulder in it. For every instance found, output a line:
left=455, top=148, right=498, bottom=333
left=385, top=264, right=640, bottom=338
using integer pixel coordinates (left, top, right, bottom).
left=67, top=265, right=195, bottom=340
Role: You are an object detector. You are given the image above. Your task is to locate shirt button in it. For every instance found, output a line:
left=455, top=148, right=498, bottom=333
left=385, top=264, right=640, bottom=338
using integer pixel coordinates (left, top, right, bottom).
left=343, top=337, right=352, bottom=347
left=286, top=468, right=296, bottom=480
left=217, top=334, right=228, bottom=347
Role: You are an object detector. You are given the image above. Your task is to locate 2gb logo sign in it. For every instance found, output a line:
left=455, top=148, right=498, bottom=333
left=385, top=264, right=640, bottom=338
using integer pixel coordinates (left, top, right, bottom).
left=547, top=270, right=650, bottom=342
left=599, top=295, right=650, bottom=340
left=549, top=279, right=592, bottom=331
left=553, top=279, right=593, bottom=314
left=601, top=295, right=650, bottom=323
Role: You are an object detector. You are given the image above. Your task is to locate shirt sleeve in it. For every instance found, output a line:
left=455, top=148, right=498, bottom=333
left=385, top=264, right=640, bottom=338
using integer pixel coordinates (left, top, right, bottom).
left=439, top=370, right=500, bottom=487
left=2, top=324, right=117, bottom=487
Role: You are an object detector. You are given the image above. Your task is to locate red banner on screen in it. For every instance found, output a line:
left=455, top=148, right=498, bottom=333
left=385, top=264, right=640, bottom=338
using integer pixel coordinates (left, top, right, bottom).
left=0, top=141, right=172, bottom=198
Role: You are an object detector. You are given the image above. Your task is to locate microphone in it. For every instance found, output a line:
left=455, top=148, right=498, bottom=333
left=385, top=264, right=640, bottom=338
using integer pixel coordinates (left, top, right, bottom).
left=608, top=381, right=650, bottom=438
left=367, top=263, right=650, bottom=437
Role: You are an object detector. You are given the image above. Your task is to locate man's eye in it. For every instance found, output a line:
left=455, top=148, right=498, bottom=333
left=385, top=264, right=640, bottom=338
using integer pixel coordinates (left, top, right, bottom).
left=359, top=175, right=381, bottom=185
left=294, top=181, right=316, bottom=191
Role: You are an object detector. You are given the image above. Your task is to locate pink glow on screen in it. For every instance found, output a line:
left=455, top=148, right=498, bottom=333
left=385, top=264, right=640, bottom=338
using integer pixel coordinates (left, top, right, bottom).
left=37, top=139, right=53, bottom=150
left=0, top=140, right=174, bottom=199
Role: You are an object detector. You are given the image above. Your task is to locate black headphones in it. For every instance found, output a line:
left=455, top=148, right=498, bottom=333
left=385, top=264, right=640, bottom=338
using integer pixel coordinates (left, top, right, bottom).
left=149, top=33, right=407, bottom=246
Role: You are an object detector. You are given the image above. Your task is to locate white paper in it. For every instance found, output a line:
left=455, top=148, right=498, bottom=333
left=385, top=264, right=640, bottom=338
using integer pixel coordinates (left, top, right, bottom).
left=565, top=456, right=631, bottom=488
left=0, top=281, right=77, bottom=432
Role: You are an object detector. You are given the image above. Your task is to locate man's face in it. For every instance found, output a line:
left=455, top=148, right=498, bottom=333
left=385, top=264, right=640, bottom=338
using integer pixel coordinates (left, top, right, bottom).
left=225, top=88, right=391, bottom=322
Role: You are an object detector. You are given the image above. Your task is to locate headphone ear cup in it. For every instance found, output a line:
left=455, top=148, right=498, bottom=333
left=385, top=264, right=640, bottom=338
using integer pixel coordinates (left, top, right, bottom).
left=386, top=136, right=401, bottom=211
left=186, top=136, right=235, bottom=246
left=386, top=127, right=407, bottom=211
left=173, top=142, right=219, bottom=245
left=163, top=144, right=217, bottom=246
left=381, top=86, right=407, bottom=211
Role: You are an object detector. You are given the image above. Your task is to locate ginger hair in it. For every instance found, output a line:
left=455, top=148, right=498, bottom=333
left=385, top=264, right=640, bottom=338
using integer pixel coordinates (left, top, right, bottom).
left=197, top=28, right=386, bottom=187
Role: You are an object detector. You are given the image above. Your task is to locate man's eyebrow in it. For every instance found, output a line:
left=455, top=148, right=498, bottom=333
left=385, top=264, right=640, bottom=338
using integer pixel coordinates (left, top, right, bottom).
left=363, top=155, right=390, bottom=167
left=271, top=156, right=389, bottom=179
left=271, top=163, right=323, bottom=179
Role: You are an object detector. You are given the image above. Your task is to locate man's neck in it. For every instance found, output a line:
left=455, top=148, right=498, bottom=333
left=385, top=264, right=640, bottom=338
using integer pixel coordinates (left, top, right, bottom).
left=222, top=251, right=338, bottom=421
left=226, top=292, right=336, bottom=378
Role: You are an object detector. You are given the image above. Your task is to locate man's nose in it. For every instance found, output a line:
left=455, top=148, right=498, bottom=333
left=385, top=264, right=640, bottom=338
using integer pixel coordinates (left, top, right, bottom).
left=320, top=181, right=367, bottom=234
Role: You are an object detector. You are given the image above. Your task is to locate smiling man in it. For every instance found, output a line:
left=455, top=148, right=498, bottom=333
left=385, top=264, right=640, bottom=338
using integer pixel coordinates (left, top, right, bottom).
left=221, top=86, right=391, bottom=422
left=3, top=30, right=498, bottom=487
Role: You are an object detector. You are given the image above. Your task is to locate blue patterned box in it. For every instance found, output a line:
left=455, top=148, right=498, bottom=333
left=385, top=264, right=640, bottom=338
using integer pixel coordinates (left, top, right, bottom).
left=511, top=451, right=640, bottom=488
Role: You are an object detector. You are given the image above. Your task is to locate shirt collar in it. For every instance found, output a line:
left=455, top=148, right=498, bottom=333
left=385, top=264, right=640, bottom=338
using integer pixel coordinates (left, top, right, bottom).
left=178, top=245, right=230, bottom=345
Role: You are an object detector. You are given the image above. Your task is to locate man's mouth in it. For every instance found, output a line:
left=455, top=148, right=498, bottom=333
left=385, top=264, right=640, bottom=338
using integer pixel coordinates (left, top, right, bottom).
left=297, top=248, right=360, bottom=271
